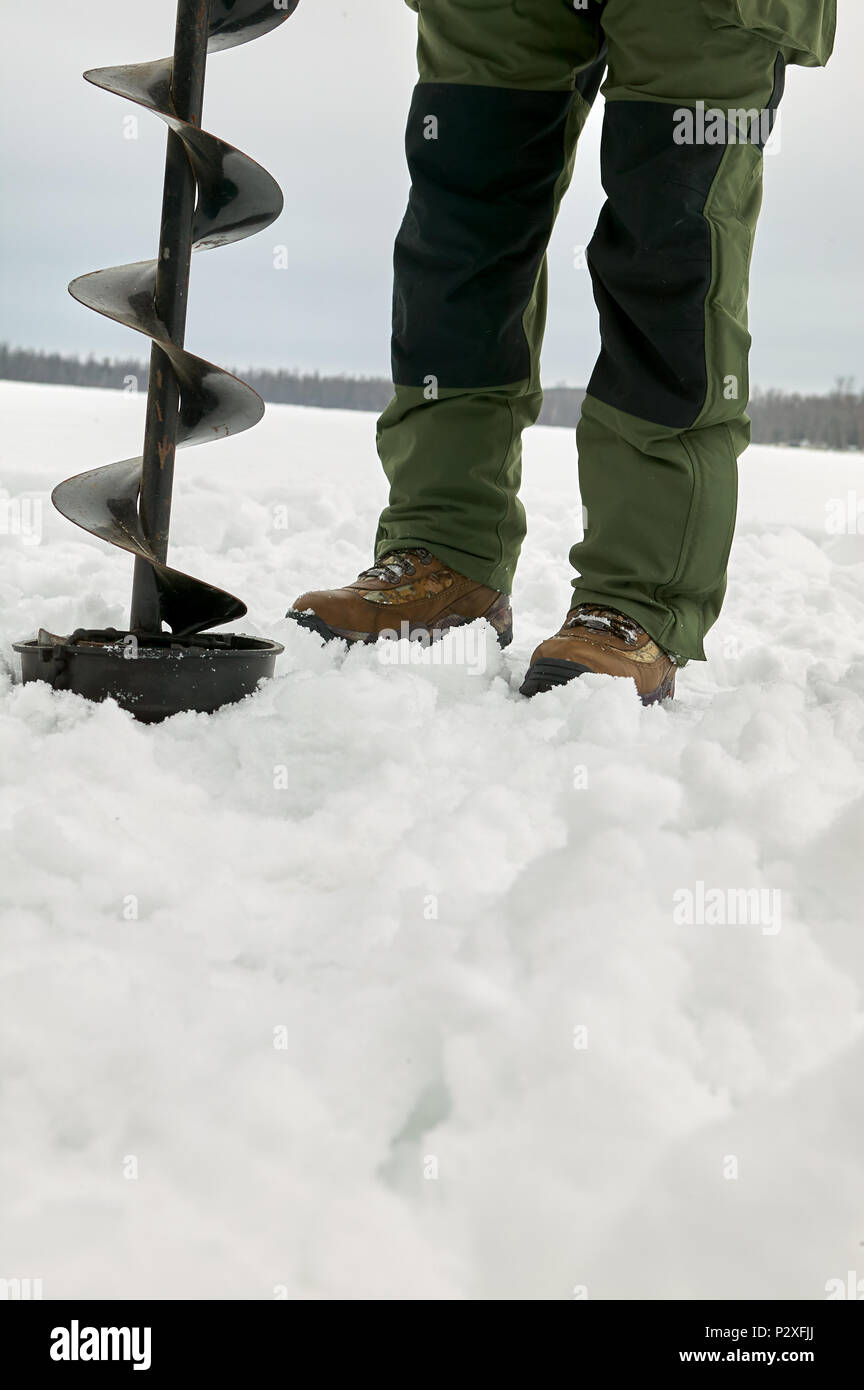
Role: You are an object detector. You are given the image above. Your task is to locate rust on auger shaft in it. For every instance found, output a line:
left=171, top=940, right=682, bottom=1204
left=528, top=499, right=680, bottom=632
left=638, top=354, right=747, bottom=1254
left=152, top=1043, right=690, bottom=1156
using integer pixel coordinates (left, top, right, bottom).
left=131, top=0, right=211, bottom=633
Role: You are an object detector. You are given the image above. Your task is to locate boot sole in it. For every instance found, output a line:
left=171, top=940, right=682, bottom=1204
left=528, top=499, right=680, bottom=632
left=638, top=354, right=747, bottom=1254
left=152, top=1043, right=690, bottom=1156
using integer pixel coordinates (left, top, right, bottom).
left=287, top=610, right=513, bottom=649
left=520, top=657, right=675, bottom=705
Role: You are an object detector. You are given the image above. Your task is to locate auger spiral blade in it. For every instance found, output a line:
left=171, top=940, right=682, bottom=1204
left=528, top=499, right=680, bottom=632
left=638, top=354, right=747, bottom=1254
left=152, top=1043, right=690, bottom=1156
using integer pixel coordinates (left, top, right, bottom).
left=15, top=0, right=300, bottom=719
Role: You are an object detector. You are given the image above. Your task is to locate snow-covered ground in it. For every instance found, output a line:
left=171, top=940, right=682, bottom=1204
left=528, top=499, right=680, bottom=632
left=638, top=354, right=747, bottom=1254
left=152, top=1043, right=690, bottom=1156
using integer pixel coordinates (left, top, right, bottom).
left=1, top=380, right=863, bottom=1300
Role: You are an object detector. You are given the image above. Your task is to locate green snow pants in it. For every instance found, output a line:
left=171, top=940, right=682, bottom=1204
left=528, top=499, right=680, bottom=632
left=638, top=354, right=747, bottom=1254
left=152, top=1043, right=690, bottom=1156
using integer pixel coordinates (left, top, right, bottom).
left=375, top=0, right=836, bottom=659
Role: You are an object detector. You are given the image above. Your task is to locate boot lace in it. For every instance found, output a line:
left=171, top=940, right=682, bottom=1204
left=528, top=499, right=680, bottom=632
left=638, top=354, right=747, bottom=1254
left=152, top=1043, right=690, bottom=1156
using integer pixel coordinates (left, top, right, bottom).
left=566, top=604, right=641, bottom=646
left=359, top=547, right=435, bottom=584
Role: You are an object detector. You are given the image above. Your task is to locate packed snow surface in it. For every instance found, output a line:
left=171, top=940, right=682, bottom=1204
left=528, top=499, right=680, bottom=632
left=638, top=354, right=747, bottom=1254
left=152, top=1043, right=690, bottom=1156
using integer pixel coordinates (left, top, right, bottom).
left=1, top=382, right=863, bottom=1300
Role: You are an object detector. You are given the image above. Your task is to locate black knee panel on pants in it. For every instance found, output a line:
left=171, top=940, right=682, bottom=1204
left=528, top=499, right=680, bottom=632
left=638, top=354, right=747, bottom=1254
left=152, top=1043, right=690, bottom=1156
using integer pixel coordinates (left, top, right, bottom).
left=392, top=83, right=574, bottom=390
left=586, top=101, right=727, bottom=430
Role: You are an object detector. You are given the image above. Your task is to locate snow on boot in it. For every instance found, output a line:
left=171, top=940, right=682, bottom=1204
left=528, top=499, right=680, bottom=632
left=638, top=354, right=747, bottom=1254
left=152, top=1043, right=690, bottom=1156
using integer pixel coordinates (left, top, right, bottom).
left=287, top=547, right=513, bottom=647
left=520, top=604, right=676, bottom=704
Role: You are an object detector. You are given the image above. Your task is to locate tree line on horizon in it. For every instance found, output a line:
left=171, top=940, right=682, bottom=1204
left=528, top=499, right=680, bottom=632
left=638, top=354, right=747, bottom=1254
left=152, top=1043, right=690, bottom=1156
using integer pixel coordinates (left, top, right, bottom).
left=1, top=345, right=861, bottom=453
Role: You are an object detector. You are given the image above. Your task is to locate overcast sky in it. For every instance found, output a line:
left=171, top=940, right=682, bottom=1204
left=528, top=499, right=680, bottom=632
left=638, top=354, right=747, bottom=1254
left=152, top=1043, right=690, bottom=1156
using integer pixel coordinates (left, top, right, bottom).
left=1, top=1, right=860, bottom=391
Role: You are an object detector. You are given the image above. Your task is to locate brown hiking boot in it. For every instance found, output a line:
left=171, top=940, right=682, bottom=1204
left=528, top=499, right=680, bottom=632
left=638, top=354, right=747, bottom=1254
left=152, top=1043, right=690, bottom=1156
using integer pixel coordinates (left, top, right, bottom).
left=287, top=547, right=513, bottom=647
left=520, top=604, right=676, bottom=704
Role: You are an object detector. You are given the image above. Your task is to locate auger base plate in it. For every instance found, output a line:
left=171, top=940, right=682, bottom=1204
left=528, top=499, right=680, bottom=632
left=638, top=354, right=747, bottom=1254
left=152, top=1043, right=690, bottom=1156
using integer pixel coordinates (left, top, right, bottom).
left=14, top=629, right=283, bottom=723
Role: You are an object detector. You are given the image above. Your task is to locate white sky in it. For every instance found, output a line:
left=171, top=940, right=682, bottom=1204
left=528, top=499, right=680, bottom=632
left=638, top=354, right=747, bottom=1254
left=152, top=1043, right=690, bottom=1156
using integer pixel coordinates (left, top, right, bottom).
left=0, top=0, right=860, bottom=391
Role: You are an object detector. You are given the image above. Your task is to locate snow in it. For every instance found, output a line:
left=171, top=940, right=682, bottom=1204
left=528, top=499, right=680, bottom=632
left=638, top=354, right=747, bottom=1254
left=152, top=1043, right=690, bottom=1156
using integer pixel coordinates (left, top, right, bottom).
left=1, top=380, right=863, bottom=1301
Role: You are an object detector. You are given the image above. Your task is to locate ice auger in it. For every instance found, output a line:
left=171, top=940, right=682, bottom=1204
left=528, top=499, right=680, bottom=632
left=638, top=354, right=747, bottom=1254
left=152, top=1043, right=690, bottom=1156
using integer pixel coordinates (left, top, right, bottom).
left=15, top=0, right=300, bottom=720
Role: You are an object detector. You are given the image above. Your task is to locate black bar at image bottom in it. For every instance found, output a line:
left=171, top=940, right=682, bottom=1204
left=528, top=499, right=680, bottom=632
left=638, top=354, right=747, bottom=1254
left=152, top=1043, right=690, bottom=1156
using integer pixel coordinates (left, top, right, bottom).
left=0, top=1297, right=860, bottom=1374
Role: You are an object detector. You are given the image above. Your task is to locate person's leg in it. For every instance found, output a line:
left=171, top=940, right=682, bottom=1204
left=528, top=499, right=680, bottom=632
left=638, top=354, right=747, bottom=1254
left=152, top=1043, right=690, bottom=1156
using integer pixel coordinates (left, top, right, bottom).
left=374, top=0, right=606, bottom=597
left=567, top=0, right=836, bottom=664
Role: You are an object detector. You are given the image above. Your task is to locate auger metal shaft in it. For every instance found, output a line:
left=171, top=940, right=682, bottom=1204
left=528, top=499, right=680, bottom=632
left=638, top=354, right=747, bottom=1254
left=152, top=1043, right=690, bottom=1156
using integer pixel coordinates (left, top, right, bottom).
left=52, top=1, right=293, bottom=639
left=130, top=0, right=211, bottom=633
